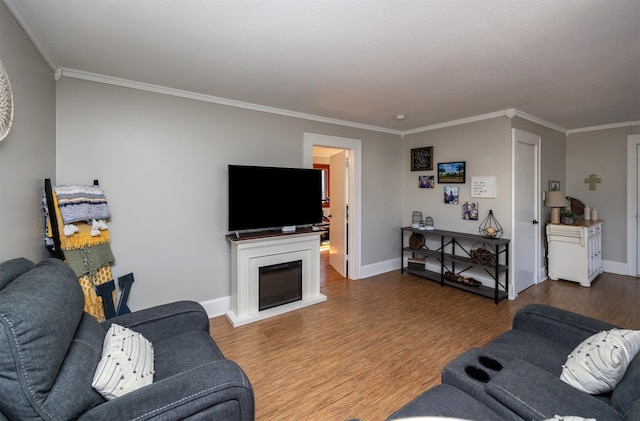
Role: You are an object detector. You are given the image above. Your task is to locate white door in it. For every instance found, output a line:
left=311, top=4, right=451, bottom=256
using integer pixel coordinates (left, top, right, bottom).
left=513, top=129, right=540, bottom=296
left=636, top=140, right=640, bottom=274
left=625, top=134, right=640, bottom=276
left=329, top=151, right=347, bottom=277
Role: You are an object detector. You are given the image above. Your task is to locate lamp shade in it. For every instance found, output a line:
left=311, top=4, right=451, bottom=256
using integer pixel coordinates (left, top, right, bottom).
left=544, top=191, right=567, bottom=207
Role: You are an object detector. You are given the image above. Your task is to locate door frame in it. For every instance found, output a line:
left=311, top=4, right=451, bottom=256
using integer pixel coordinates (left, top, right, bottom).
left=626, top=134, right=640, bottom=276
left=304, top=133, right=361, bottom=280
left=510, top=128, right=541, bottom=299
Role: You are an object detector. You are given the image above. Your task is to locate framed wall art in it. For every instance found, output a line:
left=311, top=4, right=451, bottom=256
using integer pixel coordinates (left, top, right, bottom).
left=444, top=186, right=459, bottom=204
left=471, top=176, right=497, bottom=198
left=462, top=202, right=479, bottom=220
left=438, top=161, right=466, bottom=183
left=419, top=175, right=434, bottom=188
left=411, top=147, right=433, bottom=171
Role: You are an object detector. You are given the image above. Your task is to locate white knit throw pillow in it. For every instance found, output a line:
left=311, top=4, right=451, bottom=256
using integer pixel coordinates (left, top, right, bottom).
left=92, top=323, right=154, bottom=400
left=560, top=329, right=640, bottom=394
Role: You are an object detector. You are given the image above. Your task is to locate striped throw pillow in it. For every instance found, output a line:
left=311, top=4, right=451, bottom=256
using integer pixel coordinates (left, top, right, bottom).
left=92, top=323, right=154, bottom=400
left=560, top=329, right=640, bottom=394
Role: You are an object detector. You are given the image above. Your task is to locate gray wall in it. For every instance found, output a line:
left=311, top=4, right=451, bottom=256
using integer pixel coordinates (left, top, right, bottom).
left=55, top=77, right=401, bottom=310
left=401, top=117, right=570, bottom=278
left=566, top=126, right=640, bottom=265
left=0, top=1, right=56, bottom=262
left=44, top=80, right=640, bottom=313
left=402, top=117, right=513, bottom=236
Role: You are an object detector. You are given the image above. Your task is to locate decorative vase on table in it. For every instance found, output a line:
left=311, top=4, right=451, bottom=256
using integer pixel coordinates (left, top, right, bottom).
left=411, top=211, right=423, bottom=228
left=424, top=216, right=435, bottom=230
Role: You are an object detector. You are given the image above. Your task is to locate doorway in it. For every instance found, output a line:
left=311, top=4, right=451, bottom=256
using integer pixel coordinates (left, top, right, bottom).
left=304, top=133, right=361, bottom=281
left=511, top=129, right=541, bottom=298
left=312, top=146, right=347, bottom=277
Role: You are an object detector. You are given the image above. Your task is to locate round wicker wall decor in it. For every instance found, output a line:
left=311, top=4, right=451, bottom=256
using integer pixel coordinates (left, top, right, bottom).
left=0, top=60, right=14, bottom=142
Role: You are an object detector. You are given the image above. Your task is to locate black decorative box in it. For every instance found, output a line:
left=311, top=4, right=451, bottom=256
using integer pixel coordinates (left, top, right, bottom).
left=407, top=258, right=425, bottom=270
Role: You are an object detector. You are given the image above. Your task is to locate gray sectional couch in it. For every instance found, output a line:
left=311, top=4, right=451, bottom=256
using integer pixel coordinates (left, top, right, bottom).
left=0, top=258, right=254, bottom=420
left=387, top=304, right=640, bottom=420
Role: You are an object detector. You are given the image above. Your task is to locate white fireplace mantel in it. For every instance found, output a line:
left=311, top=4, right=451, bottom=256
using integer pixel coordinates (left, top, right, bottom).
left=226, top=230, right=326, bottom=327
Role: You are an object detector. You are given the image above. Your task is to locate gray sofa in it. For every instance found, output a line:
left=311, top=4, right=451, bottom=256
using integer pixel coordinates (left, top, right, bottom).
left=387, top=304, right=640, bottom=420
left=0, top=257, right=254, bottom=420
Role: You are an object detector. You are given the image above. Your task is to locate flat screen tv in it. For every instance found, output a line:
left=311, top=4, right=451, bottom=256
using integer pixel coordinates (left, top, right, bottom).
left=228, top=165, right=323, bottom=232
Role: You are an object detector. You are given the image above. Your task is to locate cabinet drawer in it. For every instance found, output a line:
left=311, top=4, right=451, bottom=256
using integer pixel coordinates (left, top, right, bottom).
left=546, top=224, right=582, bottom=236
left=547, top=225, right=583, bottom=244
left=587, top=223, right=602, bottom=237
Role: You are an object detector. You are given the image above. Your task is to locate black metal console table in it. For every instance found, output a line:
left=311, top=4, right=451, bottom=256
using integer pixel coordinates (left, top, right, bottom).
left=401, top=227, right=510, bottom=304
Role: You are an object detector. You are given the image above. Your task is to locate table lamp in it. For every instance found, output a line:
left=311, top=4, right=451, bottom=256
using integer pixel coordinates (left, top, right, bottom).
left=544, top=191, right=567, bottom=224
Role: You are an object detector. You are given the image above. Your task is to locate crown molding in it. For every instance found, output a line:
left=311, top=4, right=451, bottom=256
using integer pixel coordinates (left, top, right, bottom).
left=58, top=69, right=633, bottom=138
left=566, top=120, right=640, bottom=135
left=510, top=109, right=567, bottom=133
left=400, top=108, right=567, bottom=136
left=400, top=110, right=509, bottom=136
left=58, top=68, right=402, bottom=136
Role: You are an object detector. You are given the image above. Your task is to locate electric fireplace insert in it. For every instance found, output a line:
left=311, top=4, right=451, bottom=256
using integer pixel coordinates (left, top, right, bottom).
left=259, top=260, right=303, bottom=311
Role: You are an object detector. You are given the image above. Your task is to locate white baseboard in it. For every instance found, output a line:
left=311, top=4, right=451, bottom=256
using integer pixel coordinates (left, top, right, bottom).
left=199, top=295, right=231, bottom=319
left=203, top=259, right=635, bottom=319
left=602, top=259, right=629, bottom=276
left=538, top=260, right=629, bottom=280
left=538, top=264, right=548, bottom=283
left=360, top=258, right=401, bottom=278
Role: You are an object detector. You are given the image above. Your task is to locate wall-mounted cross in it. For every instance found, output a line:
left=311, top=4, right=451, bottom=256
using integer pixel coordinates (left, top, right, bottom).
left=584, top=174, right=601, bottom=191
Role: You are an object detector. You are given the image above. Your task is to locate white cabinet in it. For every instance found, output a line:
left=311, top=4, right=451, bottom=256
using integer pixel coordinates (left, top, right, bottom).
left=546, top=221, right=603, bottom=287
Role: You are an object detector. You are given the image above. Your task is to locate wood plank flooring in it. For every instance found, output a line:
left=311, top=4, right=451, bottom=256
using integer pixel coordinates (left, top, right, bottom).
left=210, top=251, right=640, bottom=421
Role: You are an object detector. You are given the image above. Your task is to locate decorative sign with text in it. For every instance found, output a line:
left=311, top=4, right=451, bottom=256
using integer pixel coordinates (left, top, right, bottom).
left=471, top=176, right=497, bottom=198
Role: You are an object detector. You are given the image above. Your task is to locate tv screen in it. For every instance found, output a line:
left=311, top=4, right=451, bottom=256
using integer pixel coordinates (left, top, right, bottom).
left=228, top=165, right=323, bottom=232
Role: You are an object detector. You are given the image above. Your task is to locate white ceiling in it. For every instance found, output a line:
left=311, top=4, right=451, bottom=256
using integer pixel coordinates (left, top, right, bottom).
left=5, top=0, right=639, bottom=132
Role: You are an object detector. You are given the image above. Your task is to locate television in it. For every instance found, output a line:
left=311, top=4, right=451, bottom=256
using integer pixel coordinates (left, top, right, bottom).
left=228, top=165, right=323, bottom=232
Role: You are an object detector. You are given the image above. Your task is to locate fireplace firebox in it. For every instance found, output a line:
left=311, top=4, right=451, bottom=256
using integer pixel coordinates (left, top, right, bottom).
left=259, top=260, right=303, bottom=311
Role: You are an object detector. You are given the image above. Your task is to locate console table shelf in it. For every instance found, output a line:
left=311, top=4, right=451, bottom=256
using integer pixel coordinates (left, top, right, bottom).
left=401, top=227, right=510, bottom=303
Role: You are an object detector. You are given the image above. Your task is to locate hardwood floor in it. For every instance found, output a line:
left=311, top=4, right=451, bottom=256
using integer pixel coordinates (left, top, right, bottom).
left=319, top=246, right=346, bottom=286
left=210, top=252, right=640, bottom=421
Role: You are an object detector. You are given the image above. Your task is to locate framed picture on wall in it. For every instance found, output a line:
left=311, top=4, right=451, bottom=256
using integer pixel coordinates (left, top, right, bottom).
left=462, top=202, right=479, bottom=220
left=419, top=175, right=434, bottom=188
left=438, top=161, right=466, bottom=183
left=471, top=176, right=497, bottom=198
left=444, top=186, right=459, bottom=204
left=411, top=147, right=433, bottom=171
